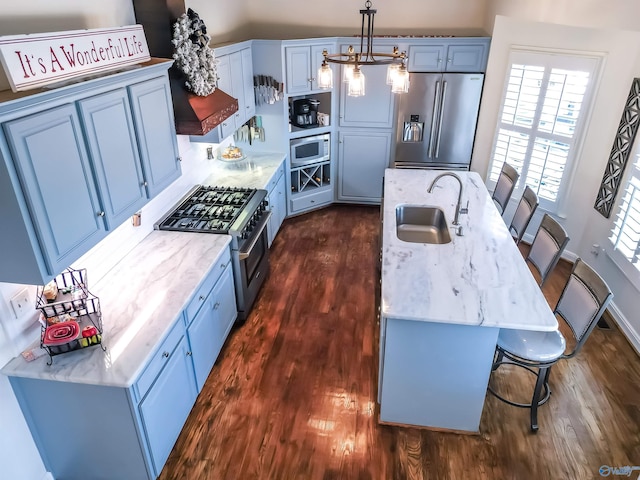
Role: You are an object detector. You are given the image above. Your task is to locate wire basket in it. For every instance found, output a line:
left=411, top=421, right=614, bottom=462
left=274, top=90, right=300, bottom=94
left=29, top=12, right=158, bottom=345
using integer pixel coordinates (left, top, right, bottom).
left=36, top=268, right=104, bottom=364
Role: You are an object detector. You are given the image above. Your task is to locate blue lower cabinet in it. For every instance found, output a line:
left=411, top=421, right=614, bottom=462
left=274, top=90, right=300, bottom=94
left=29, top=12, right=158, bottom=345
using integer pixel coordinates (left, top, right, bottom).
left=139, top=335, right=198, bottom=477
left=187, top=262, right=237, bottom=392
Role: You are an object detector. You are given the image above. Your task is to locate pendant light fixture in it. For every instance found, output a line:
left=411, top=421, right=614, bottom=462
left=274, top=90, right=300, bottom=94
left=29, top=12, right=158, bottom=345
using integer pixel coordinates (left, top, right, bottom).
left=317, top=1, right=409, bottom=97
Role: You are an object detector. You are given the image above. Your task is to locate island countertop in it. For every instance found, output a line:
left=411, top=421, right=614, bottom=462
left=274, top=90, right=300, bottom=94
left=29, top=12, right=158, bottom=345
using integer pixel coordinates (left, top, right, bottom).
left=382, top=168, right=557, bottom=331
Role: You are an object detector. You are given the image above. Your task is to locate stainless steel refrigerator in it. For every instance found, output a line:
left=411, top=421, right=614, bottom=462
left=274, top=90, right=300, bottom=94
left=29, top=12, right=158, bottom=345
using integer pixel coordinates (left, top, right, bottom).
left=394, top=73, right=484, bottom=170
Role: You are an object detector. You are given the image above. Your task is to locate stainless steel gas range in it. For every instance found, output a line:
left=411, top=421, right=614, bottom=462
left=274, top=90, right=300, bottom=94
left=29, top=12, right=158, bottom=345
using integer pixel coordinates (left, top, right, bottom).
left=155, top=185, right=271, bottom=322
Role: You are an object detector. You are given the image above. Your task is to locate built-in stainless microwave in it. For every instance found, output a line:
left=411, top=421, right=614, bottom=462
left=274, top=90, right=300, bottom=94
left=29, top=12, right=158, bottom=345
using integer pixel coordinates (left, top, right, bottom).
left=290, top=133, right=330, bottom=167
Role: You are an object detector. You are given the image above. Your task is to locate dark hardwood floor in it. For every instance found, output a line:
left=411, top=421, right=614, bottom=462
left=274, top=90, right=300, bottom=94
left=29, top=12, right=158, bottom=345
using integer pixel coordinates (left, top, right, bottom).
left=160, top=205, right=640, bottom=480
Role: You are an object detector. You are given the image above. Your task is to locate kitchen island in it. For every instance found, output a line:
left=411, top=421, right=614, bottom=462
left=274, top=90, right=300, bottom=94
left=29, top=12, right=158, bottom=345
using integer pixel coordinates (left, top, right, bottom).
left=379, top=168, right=557, bottom=433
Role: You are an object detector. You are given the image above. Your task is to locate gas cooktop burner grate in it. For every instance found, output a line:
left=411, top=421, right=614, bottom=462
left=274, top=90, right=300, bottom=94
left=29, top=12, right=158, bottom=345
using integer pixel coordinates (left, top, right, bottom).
left=156, top=186, right=257, bottom=233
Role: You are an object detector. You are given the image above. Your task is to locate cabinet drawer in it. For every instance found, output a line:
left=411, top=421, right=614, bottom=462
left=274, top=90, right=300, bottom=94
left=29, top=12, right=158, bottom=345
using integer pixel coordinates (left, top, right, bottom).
left=267, top=163, right=285, bottom=193
left=184, top=248, right=231, bottom=324
left=135, top=320, right=185, bottom=400
left=290, top=188, right=333, bottom=213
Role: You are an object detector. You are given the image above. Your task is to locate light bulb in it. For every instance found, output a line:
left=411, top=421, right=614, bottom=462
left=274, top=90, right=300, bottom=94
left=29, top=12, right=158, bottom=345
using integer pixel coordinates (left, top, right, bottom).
left=343, top=64, right=355, bottom=83
left=391, top=64, right=409, bottom=94
left=386, top=63, right=400, bottom=85
left=348, top=68, right=365, bottom=97
left=318, top=62, right=333, bottom=89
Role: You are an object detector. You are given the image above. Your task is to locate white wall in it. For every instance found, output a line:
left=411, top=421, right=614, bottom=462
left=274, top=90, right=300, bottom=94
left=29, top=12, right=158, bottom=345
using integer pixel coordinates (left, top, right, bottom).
left=485, top=0, right=640, bottom=34
left=186, top=0, right=251, bottom=43
left=244, top=0, right=489, bottom=39
left=472, top=14, right=640, bottom=351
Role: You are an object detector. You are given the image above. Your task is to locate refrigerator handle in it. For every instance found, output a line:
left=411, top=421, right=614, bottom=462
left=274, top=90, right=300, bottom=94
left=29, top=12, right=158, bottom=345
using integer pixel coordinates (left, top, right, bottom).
left=429, top=81, right=442, bottom=159
left=435, top=81, right=448, bottom=158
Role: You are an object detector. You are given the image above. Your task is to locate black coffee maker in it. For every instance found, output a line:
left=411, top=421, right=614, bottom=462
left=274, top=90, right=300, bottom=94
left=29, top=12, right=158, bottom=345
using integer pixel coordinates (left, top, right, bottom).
left=291, top=98, right=319, bottom=128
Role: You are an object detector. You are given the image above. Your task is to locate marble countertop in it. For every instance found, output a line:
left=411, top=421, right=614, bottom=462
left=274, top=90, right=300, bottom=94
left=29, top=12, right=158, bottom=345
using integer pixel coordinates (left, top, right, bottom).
left=191, top=144, right=286, bottom=190
left=2, top=231, right=232, bottom=387
left=382, top=168, right=557, bottom=331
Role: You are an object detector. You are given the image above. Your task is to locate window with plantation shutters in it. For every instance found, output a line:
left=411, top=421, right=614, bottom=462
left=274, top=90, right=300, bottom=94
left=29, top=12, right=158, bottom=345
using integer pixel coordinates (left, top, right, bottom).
left=488, top=50, right=600, bottom=211
left=610, top=154, right=640, bottom=270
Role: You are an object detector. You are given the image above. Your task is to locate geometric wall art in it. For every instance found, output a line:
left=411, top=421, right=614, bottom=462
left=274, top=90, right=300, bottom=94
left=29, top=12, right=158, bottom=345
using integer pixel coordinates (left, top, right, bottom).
left=594, top=77, right=640, bottom=218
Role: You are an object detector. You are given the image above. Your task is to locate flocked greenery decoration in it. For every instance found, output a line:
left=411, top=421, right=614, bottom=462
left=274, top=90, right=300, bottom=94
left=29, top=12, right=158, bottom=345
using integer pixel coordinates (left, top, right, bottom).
left=171, top=8, right=218, bottom=96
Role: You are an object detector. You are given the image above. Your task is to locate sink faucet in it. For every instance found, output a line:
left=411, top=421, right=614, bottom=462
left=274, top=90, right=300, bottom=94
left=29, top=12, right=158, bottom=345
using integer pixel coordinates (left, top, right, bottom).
left=427, top=172, right=468, bottom=225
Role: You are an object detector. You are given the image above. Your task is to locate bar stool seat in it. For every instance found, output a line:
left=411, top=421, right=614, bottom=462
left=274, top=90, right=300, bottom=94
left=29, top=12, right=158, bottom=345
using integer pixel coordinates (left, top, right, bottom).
left=497, top=328, right=566, bottom=363
left=488, top=258, right=613, bottom=432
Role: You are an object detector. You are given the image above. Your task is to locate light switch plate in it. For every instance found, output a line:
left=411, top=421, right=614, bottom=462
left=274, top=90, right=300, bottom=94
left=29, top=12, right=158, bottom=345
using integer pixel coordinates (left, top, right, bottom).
left=10, top=288, right=31, bottom=319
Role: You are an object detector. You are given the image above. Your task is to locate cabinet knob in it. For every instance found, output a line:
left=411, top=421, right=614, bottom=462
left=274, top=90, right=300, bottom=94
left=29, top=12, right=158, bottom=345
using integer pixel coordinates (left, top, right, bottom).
left=177, top=156, right=182, bottom=162
left=141, top=181, right=148, bottom=187
left=97, top=211, right=105, bottom=217
left=447, top=57, right=452, bottom=63
left=186, top=351, right=192, bottom=357
left=220, top=263, right=225, bottom=269
left=162, top=351, right=170, bottom=358
left=199, top=295, right=205, bottom=301
left=213, top=302, right=220, bottom=310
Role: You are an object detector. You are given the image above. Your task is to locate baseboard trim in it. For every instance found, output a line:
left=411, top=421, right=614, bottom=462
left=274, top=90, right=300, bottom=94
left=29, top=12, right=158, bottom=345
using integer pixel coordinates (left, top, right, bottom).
left=605, top=301, right=640, bottom=357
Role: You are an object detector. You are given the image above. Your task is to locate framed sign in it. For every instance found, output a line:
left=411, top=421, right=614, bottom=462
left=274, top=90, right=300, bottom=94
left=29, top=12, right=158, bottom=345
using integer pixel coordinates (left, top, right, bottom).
left=0, top=25, right=150, bottom=92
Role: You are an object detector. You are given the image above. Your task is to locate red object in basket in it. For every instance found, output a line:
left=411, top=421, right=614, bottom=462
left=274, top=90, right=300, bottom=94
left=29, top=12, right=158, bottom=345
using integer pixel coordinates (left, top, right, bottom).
left=82, top=325, right=98, bottom=337
left=43, top=321, right=80, bottom=346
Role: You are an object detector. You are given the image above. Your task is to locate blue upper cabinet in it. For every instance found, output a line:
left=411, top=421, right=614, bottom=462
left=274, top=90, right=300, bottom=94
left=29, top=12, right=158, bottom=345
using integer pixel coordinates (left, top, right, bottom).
left=79, top=89, right=147, bottom=230
left=4, top=104, right=107, bottom=278
left=408, top=39, right=490, bottom=73
left=128, top=76, right=181, bottom=199
left=0, top=59, right=179, bottom=285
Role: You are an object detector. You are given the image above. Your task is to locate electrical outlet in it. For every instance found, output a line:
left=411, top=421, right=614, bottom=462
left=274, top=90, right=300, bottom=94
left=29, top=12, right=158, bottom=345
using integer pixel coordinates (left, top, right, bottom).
left=10, top=288, right=31, bottom=319
left=591, top=243, right=601, bottom=256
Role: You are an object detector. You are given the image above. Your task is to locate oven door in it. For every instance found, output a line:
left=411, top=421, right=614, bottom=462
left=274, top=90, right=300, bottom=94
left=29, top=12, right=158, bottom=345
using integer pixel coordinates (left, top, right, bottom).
left=235, top=212, right=271, bottom=321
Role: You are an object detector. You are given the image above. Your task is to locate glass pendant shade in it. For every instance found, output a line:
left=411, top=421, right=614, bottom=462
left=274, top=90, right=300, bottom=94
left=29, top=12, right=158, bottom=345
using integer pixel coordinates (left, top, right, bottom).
left=386, top=63, right=400, bottom=85
left=391, top=65, right=410, bottom=94
left=343, top=64, right=355, bottom=83
left=348, top=68, right=365, bottom=97
left=318, top=62, right=333, bottom=89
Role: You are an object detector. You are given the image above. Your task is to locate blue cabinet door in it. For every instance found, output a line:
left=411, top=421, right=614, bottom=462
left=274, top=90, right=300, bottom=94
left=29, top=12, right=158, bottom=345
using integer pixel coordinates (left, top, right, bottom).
left=187, top=264, right=237, bottom=392
left=128, top=77, right=181, bottom=198
left=139, top=335, right=197, bottom=477
left=338, top=130, right=392, bottom=203
left=339, top=63, right=395, bottom=128
left=4, top=104, right=106, bottom=276
left=79, top=89, right=147, bottom=230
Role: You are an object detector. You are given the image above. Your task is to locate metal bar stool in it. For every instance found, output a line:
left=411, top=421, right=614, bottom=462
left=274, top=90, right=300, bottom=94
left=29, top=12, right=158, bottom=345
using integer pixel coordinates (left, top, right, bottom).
left=526, top=213, right=569, bottom=287
left=508, top=186, right=539, bottom=244
left=488, top=258, right=613, bottom=431
left=492, top=162, right=519, bottom=215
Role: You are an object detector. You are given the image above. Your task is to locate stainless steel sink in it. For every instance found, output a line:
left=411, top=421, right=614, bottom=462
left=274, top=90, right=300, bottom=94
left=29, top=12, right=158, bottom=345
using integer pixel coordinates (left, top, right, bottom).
left=395, top=205, right=452, bottom=244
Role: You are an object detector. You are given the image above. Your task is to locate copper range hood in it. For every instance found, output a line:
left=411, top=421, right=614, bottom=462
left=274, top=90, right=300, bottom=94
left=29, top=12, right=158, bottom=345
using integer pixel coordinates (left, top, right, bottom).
left=132, top=0, right=238, bottom=136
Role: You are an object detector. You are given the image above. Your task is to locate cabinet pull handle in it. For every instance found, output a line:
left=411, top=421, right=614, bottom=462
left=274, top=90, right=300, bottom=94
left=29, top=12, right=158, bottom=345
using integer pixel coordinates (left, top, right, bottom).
left=97, top=211, right=105, bottom=217
left=162, top=351, right=170, bottom=358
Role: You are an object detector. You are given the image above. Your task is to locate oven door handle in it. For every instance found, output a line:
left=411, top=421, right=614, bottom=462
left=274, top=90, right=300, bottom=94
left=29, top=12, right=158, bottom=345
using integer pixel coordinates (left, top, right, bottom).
left=239, top=211, right=272, bottom=260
